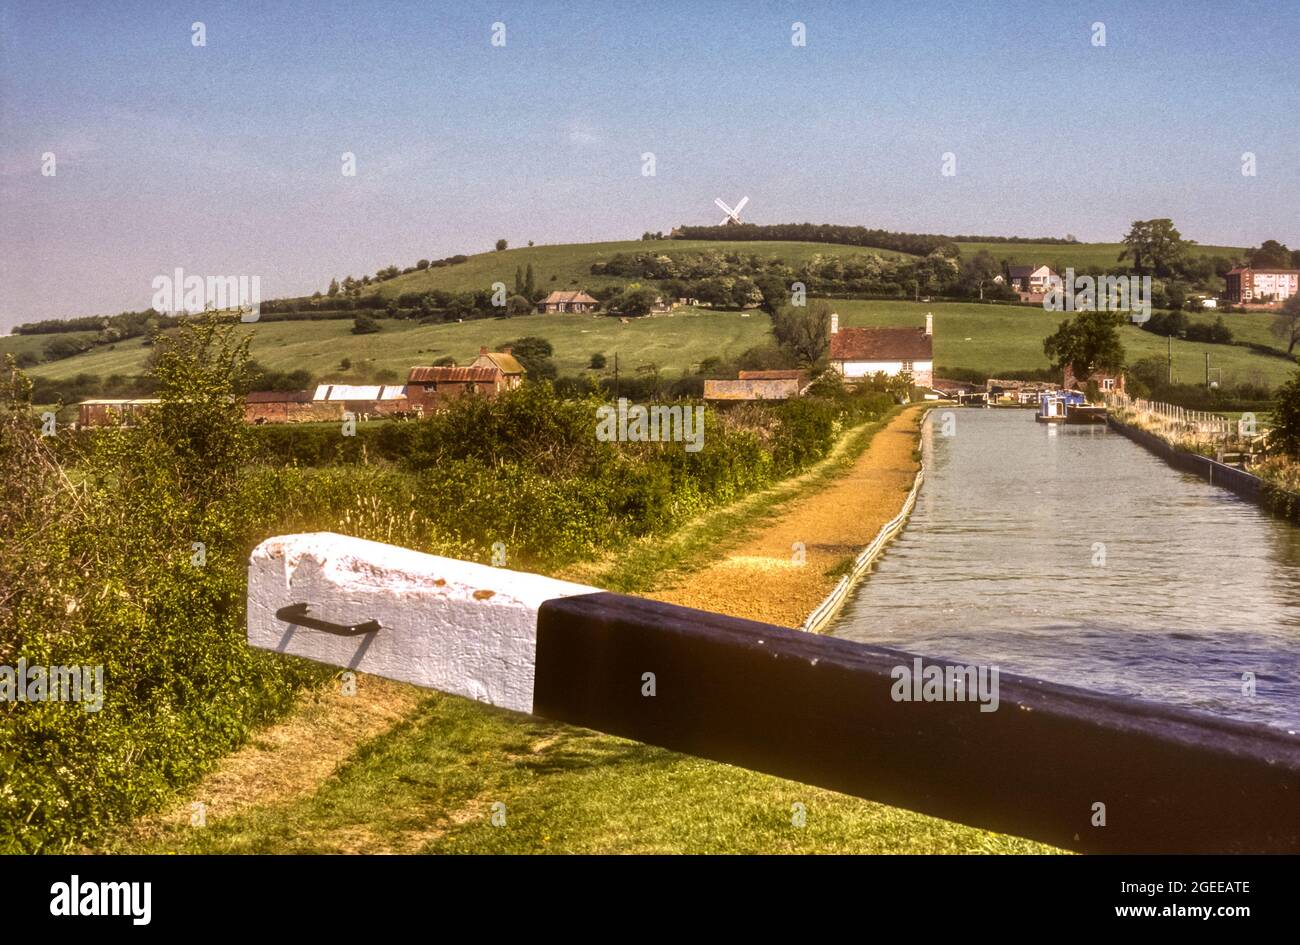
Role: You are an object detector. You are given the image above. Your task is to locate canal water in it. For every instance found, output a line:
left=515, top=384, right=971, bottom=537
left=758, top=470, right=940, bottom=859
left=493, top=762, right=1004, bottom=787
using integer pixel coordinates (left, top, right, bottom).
left=830, top=408, right=1300, bottom=731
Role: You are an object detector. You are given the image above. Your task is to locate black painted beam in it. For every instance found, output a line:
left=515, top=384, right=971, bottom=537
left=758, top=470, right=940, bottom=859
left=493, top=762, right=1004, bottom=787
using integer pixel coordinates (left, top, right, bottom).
left=534, top=591, right=1300, bottom=853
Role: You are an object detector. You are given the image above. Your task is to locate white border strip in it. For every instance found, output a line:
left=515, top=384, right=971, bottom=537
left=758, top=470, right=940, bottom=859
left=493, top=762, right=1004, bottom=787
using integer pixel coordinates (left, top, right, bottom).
left=798, top=409, right=932, bottom=634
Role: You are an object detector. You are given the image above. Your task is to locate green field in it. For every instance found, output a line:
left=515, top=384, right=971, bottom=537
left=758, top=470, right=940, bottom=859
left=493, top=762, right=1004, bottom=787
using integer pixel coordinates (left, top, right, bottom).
left=837, top=301, right=1293, bottom=388
left=952, top=241, right=1244, bottom=271
left=366, top=239, right=914, bottom=300
left=3, top=235, right=1277, bottom=390
left=0, top=330, right=101, bottom=361
left=12, top=299, right=1295, bottom=390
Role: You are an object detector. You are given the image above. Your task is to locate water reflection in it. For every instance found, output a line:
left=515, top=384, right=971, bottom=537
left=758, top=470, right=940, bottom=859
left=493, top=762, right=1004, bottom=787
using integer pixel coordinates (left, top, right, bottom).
left=831, top=408, right=1300, bottom=729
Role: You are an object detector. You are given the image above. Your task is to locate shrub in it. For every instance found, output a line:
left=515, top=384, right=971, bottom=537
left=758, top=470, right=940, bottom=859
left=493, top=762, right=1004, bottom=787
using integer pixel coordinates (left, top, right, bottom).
left=0, top=323, right=322, bottom=852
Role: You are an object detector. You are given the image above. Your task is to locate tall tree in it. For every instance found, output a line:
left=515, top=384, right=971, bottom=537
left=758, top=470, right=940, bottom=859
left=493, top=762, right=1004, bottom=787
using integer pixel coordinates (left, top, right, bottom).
left=1119, top=219, right=1188, bottom=276
left=524, top=263, right=536, bottom=298
left=772, top=300, right=833, bottom=365
left=1270, top=367, right=1300, bottom=457
left=1249, top=240, right=1293, bottom=269
left=959, top=250, right=1001, bottom=299
left=1043, top=310, right=1125, bottom=381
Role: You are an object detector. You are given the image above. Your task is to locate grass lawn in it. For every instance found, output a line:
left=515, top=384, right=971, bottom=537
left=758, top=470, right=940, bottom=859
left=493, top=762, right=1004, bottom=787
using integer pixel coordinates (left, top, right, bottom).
left=99, top=691, right=1052, bottom=854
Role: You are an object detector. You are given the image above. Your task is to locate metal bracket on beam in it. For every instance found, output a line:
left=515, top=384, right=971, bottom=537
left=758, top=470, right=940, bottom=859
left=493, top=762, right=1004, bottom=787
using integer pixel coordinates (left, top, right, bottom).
left=275, top=602, right=381, bottom=637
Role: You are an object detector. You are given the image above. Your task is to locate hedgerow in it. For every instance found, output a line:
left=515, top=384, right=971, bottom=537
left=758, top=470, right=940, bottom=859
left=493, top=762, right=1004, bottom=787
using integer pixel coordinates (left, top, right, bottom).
left=1, top=316, right=895, bottom=850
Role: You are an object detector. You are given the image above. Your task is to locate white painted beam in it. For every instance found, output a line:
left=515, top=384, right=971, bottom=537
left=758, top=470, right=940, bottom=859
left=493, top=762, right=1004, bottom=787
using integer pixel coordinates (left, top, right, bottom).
left=246, top=532, right=598, bottom=714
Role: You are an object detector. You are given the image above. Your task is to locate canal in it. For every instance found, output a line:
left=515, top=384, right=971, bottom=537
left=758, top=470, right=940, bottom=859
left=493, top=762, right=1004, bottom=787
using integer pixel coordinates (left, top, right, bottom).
left=830, top=408, right=1300, bottom=730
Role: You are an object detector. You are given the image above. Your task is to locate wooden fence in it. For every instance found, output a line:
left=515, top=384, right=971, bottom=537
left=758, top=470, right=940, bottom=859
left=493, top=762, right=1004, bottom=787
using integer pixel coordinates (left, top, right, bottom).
left=1105, top=392, right=1238, bottom=440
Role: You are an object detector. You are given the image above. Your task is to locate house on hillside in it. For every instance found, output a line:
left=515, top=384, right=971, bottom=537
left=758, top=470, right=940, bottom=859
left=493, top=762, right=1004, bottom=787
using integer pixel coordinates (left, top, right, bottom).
left=1006, top=264, right=1057, bottom=301
left=828, top=312, right=934, bottom=388
left=405, top=366, right=501, bottom=407
left=405, top=347, right=526, bottom=410
left=703, top=370, right=808, bottom=402
left=1224, top=267, right=1299, bottom=304
left=539, top=290, right=600, bottom=313
left=469, top=346, right=526, bottom=390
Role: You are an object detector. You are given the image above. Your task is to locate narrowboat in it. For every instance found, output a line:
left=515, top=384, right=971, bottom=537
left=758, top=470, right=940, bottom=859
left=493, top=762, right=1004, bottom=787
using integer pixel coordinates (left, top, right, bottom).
left=1036, top=390, right=1084, bottom=423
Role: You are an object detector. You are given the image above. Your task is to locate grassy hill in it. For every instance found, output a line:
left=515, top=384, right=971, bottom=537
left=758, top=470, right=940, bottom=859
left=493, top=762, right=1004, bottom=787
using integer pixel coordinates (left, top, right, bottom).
left=0, top=330, right=101, bottom=362
left=15, top=300, right=1294, bottom=391
left=953, top=241, right=1244, bottom=270
left=364, top=239, right=915, bottom=300
left=367, top=238, right=1247, bottom=301
left=5, top=235, right=1278, bottom=393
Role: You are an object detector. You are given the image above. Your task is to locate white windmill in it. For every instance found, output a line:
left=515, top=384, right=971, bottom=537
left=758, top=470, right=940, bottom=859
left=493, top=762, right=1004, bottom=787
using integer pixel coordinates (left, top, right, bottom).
left=714, top=195, right=749, bottom=226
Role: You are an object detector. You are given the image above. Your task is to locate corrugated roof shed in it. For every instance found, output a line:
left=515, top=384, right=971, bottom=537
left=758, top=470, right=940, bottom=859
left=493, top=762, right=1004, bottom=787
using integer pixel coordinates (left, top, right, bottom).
left=312, top=384, right=407, bottom=402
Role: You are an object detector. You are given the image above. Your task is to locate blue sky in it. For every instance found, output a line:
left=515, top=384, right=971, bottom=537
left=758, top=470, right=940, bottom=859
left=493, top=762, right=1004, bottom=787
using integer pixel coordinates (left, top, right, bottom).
left=1, top=0, right=1297, bottom=330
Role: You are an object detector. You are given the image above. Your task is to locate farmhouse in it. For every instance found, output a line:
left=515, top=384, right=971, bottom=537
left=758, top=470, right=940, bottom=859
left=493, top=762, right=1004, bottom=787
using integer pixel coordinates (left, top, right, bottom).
left=77, top=398, right=160, bottom=428
left=1006, top=264, right=1057, bottom=301
left=406, top=347, right=526, bottom=409
left=539, top=290, right=600, bottom=313
left=1224, top=267, right=1299, bottom=304
left=828, top=312, right=933, bottom=388
left=469, top=346, right=526, bottom=388
left=703, top=369, right=807, bottom=402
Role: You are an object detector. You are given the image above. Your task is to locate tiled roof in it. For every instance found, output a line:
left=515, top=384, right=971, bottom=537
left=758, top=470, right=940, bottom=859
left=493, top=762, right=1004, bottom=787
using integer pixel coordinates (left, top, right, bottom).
left=738, top=370, right=806, bottom=380
left=541, top=290, right=599, bottom=304
left=475, top=351, right=526, bottom=374
left=829, top=327, right=933, bottom=362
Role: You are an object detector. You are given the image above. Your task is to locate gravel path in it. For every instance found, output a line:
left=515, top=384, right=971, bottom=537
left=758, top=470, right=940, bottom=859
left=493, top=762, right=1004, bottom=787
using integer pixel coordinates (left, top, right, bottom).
left=650, top=405, right=927, bottom=627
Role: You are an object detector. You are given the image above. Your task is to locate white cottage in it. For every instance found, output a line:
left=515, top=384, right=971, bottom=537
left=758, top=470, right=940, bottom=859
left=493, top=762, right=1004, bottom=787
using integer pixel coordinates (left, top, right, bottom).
left=828, top=312, right=934, bottom=388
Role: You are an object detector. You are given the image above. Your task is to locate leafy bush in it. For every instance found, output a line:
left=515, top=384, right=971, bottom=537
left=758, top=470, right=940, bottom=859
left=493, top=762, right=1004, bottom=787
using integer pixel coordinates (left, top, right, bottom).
left=3, top=336, right=899, bottom=850
left=0, top=324, right=323, bottom=852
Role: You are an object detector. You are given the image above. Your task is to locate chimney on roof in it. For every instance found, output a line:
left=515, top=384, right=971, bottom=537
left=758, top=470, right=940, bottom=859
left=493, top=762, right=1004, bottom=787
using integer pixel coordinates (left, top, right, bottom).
left=830, top=311, right=839, bottom=335
left=479, top=346, right=488, bottom=355
left=925, top=312, right=933, bottom=336
left=502, top=345, right=513, bottom=355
